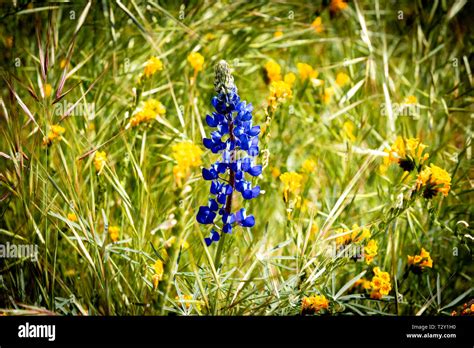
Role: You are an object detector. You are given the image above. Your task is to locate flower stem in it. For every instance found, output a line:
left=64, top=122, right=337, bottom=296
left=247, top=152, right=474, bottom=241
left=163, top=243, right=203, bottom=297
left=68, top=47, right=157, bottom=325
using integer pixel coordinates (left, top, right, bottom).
left=214, top=121, right=235, bottom=269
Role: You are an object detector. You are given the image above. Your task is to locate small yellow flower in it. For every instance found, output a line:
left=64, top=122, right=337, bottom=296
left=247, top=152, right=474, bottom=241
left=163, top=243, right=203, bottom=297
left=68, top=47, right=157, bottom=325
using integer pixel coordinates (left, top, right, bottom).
left=335, top=72, right=350, bottom=87
left=67, top=213, right=78, bottom=222
left=144, top=56, right=163, bottom=78
left=187, top=52, right=204, bottom=72
left=364, top=239, right=378, bottom=265
left=416, top=164, right=451, bottom=197
left=265, top=60, right=282, bottom=83
left=130, top=99, right=166, bottom=127
left=383, top=136, right=429, bottom=171
left=311, top=17, right=324, bottom=33
left=109, top=225, right=119, bottom=242
left=342, top=120, right=356, bottom=142
left=404, top=95, right=417, bottom=104
left=274, top=31, right=283, bottom=38
left=267, top=80, right=292, bottom=110
left=280, top=172, right=303, bottom=202
left=172, top=141, right=203, bottom=186
left=297, top=63, right=318, bottom=81
left=330, top=0, right=348, bottom=12
left=301, top=159, right=317, bottom=174
left=271, top=167, right=281, bottom=178
left=369, top=267, right=391, bottom=298
left=60, top=59, right=68, bottom=69
left=43, top=124, right=65, bottom=146
left=44, top=83, right=52, bottom=98
left=302, top=294, right=329, bottom=314
left=94, top=151, right=107, bottom=173
left=408, top=248, right=433, bottom=269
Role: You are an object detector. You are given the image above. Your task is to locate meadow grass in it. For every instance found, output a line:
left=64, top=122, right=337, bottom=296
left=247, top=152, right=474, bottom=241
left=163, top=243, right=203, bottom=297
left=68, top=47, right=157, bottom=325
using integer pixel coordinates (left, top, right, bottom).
left=0, top=0, right=472, bottom=316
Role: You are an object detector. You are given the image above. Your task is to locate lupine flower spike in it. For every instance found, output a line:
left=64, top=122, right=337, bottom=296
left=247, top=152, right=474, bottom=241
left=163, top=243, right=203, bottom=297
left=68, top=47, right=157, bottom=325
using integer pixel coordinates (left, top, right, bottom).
left=196, top=60, right=262, bottom=246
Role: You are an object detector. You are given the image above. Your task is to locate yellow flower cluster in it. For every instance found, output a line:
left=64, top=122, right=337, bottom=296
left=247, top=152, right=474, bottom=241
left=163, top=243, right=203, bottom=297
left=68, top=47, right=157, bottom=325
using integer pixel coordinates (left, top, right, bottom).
left=171, top=141, right=203, bottom=186
left=297, top=63, right=318, bottom=81
left=335, top=224, right=371, bottom=246
left=364, top=239, right=378, bottom=264
left=94, top=151, right=107, bottom=173
left=408, top=247, right=433, bottom=269
left=416, top=164, right=451, bottom=197
left=311, top=17, right=323, bottom=33
left=267, top=80, right=293, bottom=110
left=109, top=225, right=119, bottom=242
left=43, top=124, right=65, bottom=146
left=129, top=99, right=166, bottom=127
left=144, top=56, right=163, bottom=78
left=152, top=259, right=164, bottom=289
left=369, top=267, right=392, bottom=299
left=187, top=52, right=204, bottom=72
left=301, top=294, right=329, bottom=314
left=383, top=136, right=429, bottom=171
left=279, top=171, right=303, bottom=202
left=404, top=95, right=417, bottom=104
left=265, top=60, right=282, bottom=82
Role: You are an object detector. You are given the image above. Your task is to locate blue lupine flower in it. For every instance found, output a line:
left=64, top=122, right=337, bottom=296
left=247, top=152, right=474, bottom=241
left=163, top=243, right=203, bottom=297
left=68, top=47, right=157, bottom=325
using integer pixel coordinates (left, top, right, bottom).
left=196, top=60, right=262, bottom=245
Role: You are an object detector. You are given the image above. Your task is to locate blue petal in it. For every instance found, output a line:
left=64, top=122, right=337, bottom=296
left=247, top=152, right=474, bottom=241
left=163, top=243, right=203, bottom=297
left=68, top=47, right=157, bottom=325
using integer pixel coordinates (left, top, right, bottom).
left=242, top=215, right=255, bottom=228
left=248, top=165, right=262, bottom=176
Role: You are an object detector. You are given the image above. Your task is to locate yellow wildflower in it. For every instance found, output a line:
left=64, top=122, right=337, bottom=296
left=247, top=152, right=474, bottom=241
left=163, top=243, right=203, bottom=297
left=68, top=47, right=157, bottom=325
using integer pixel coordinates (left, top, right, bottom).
left=130, top=99, right=166, bottom=127
left=416, top=164, right=451, bottom=198
left=144, top=56, right=163, bottom=78
left=297, top=63, right=318, bottom=81
left=94, top=151, right=107, bottom=173
left=404, top=95, right=417, bottom=104
left=67, top=213, right=78, bottom=222
left=370, top=267, right=391, bottom=298
left=301, top=294, right=329, bottom=314
left=311, top=17, right=324, bottom=33
left=302, top=159, right=317, bottom=174
left=342, top=120, right=356, bottom=142
left=280, top=172, right=303, bottom=202
left=383, top=136, right=429, bottom=171
left=267, top=80, right=292, bottom=110
left=330, top=0, right=348, bottom=12
left=265, top=60, right=282, bottom=82
left=187, top=52, right=204, bottom=72
left=172, top=141, right=203, bottom=186
left=274, top=31, right=283, bottom=38
left=43, top=124, right=65, bottom=146
left=44, top=83, right=52, bottom=98
left=109, top=225, right=119, bottom=242
left=408, top=248, right=433, bottom=269
left=364, top=239, right=378, bottom=265
left=60, top=59, right=68, bottom=69
left=336, top=72, right=350, bottom=87
left=271, top=167, right=281, bottom=178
